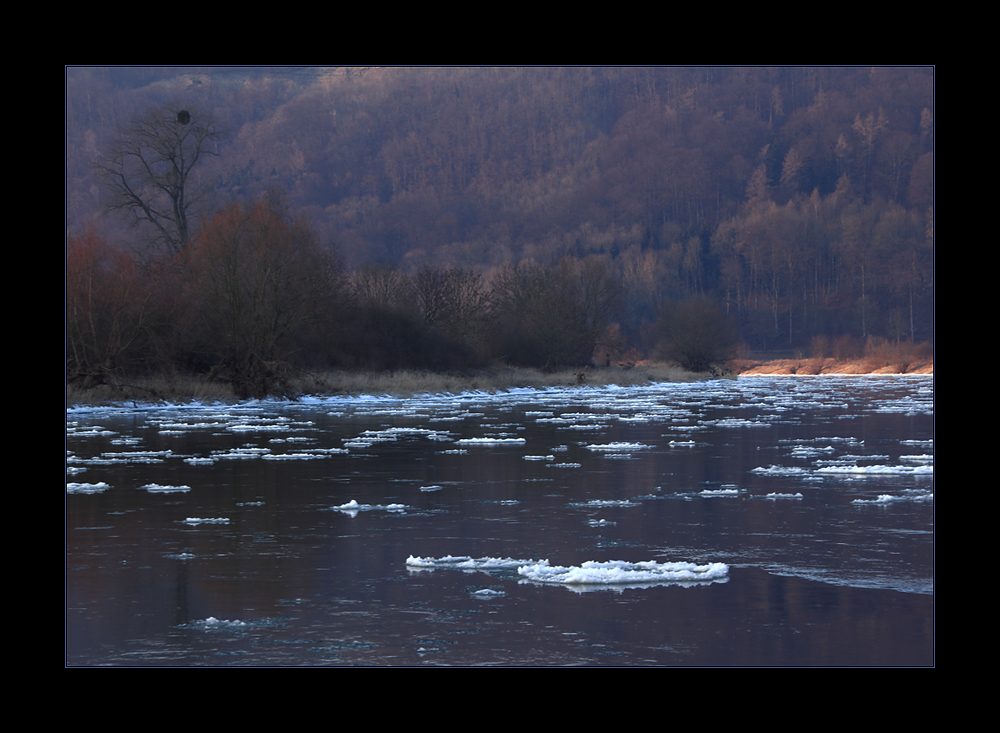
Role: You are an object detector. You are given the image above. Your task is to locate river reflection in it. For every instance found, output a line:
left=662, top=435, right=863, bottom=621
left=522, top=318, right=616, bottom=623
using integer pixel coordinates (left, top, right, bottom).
left=67, top=375, right=933, bottom=666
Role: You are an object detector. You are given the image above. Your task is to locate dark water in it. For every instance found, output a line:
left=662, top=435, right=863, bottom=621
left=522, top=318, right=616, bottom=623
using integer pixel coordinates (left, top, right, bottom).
left=66, top=375, right=934, bottom=666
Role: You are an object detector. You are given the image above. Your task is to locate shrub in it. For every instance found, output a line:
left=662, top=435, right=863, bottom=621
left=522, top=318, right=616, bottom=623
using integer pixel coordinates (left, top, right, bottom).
left=66, top=227, right=155, bottom=385
left=653, top=299, right=736, bottom=372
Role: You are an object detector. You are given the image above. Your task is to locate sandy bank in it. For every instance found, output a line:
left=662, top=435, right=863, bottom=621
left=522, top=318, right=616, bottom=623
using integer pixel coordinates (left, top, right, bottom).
left=735, top=357, right=933, bottom=376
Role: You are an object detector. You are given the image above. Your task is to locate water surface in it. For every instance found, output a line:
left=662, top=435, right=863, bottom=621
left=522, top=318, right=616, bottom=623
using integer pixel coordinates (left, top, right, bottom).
left=66, top=375, right=934, bottom=666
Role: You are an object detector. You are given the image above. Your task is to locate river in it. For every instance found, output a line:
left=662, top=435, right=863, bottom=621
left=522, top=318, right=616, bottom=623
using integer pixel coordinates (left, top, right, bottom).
left=66, top=375, right=933, bottom=666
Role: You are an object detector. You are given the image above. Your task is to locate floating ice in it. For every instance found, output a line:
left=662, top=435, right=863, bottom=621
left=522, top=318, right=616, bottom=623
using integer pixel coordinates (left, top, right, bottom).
left=751, top=465, right=812, bottom=476
left=67, top=482, right=110, bottom=494
left=333, top=500, right=408, bottom=514
left=816, top=464, right=933, bottom=476
left=455, top=437, right=526, bottom=445
left=139, top=483, right=191, bottom=493
left=188, top=617, right=247, bottom=630
left=183, top=517, right=230, bottom=525
left=900, top=454, right=934, bottom=464
left=516, top=559, right=729, bottom=585
left=265, top=448, right=319, bottom=457
left=101, top=450, right=173, bottom=460
left=852, top=491, right=933, bottom=504
left=585, top=442, right=652, bottom=452
left=68, top=426, right=115, bottom=436
left=763, top=492, right=804, bottom=500
left=706, top=418, right=772, bottom=428
left=211, top=447, right=271, bottom=460
left=569, top=499, right=639, bottom=508
left=406, top=555, right=547, bottom=570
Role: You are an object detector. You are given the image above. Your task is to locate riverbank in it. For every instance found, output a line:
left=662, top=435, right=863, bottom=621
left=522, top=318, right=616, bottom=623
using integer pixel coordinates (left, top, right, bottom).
left=65, top=357, right=934, bottom=407
left=65, top=362, right=708, bottom=407
left=735, top=356, right=933, bottom=375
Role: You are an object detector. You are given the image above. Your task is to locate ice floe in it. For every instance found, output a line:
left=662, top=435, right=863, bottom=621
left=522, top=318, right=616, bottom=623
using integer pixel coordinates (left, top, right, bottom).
left=852, top=490, right=933, bottom=504
left=67, top=482, right=110, bottom=494
left=569, top=499, right=639, bottom=508
left=816, top=464, right=933, bottom=476
left=182, top=517, right=230, bottom=525
left=332, top=500, right=408, bottom=515
left=751, top=465, right=814, bottom=477
left=406, top=555, right=545, bottom=571
left=139, top=483, right=191, bottom=493
left=185, top=617, right=248, bottom=630
left=455, top=437, right=526, bottom=445
left=516, top=559, right=729, bottom=586
left=585, top=442, right=652, bottom=452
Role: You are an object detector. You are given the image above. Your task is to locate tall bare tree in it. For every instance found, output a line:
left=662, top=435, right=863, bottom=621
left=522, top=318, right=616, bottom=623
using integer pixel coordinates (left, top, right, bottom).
left=96, top=103, right=225, bottom=254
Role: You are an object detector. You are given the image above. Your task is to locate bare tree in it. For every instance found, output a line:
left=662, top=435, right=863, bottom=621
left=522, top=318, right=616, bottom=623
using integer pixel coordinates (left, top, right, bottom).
left=95, top=103, right=225, bottom=254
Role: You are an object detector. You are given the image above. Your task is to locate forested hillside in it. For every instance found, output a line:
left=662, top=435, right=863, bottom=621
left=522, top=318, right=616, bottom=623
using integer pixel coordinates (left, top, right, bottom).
left=66, top=66, right=933, bottom=395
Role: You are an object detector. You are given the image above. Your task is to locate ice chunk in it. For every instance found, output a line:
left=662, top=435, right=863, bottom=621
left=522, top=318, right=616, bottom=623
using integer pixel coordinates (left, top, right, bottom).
left=406, top=555, right=547, bottom=570
left=455, top=437, right=526, bottom=445
left=183, top=517, right=230, bottom=525
left=517, top=559, right=729, bottom=585
left=139, top=483, right=190, bottom=493
left=333, top=500, right=408, bottom=514
left=67, top=482, right=110, bottom=494
left=816, top=464, right=933, bottom=476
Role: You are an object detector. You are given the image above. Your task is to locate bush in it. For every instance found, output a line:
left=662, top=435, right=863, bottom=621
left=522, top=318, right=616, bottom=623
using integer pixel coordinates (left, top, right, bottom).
left=66, top=227, right=155, bottom=385
left=185, top=196, right=339, bottom=398
left=653, top=299, right=736, bottom=372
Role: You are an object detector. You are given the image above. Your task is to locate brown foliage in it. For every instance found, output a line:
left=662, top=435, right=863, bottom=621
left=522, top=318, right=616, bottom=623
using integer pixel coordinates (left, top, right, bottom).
left=66, top=226, right=154, bottom=385
left=185, top=196, right=338, bottom=398
left=653, top=299, right=736, bottom=372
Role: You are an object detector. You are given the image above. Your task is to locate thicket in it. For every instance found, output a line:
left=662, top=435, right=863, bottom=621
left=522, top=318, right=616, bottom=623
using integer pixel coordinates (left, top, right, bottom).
left=68, top=198, right=750, bottom=398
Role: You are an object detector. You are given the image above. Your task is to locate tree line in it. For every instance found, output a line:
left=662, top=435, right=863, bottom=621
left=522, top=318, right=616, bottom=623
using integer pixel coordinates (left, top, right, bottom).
left=68, top=198, right=686, bottom=398
left=66, top=68, right=933, bottom=395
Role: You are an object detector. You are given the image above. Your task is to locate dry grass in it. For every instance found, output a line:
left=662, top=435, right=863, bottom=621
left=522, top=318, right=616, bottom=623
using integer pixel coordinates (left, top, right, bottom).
left=736, top=338, right=933, bottom=376
left=292, top=362, right=705, bottom=398
left=66, top=373, right=237, bottom=406
left=66, top=362, right=712, bottom=406
left=736, top=355, right=933, bottom=376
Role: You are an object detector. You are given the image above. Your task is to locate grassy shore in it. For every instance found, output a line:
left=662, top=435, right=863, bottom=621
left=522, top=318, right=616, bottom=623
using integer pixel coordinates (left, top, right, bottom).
left=66, top=356, right=933, bottom=408
left=65, top=362, right=709, bottom=407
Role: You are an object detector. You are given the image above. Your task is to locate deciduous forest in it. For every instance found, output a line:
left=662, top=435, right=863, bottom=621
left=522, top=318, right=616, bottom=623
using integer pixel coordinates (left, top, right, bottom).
left=66, top=66, right=933, bottom=398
